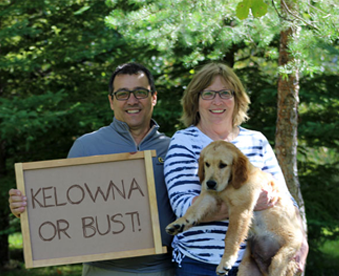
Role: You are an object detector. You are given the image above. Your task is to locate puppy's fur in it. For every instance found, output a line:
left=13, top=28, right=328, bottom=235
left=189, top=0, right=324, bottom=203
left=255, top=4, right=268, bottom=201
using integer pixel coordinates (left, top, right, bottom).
left=166, top=141, right=303, bottom=276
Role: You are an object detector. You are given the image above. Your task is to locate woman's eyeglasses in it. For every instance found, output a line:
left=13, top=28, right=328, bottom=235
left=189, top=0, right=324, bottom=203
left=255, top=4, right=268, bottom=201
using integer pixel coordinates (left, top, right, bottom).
left=200, top=90, right=235, bottom=100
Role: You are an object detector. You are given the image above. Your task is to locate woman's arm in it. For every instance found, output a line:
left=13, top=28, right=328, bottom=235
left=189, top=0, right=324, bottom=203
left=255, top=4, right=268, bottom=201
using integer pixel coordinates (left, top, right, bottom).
left=164, top=136, right=201, bottom=218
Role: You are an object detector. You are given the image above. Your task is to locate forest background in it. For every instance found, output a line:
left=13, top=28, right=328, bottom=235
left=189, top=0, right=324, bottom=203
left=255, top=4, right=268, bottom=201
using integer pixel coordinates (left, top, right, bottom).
left=0, top=0, right=338, bottom=275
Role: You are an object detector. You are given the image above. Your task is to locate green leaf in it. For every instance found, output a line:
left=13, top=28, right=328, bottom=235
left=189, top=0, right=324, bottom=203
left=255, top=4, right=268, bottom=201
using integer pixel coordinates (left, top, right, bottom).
left=73, top=5, right=91, bottom=15
left=236, top=0, right=251, bottom=20
left=251, top=0, right=268, bottom=18
left=236, top=0, right=268, bottom=19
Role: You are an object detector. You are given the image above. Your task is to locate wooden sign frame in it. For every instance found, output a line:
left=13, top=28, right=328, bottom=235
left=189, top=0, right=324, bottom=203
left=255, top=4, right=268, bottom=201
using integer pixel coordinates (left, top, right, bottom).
left=15, top=150, right=166, bottom=268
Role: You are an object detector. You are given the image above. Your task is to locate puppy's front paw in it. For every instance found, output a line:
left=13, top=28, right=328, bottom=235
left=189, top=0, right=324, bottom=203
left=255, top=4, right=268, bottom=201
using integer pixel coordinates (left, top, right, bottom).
left=216, top=265, right=231, bottom=276
left=216, top=255, right=237, bottom=276
left=166, top=217, right=195, bottom=235
left=165, top=222, right=185, bottom=235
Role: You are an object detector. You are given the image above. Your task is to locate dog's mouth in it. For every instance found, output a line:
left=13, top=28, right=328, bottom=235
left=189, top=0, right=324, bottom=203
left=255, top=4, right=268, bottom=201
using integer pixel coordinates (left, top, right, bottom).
left=228, top=174, right=232, bottom=184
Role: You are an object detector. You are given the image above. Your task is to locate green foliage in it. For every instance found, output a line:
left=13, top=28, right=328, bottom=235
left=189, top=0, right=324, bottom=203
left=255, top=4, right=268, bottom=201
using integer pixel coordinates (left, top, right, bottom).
left=299, top=75, right=339, bottom=148
left=0, top=91, right=70, bottom=142
left=236, top=0, right=268, bottom=20
left=300, top=161, right=339, bottom=238
left=0, top=0, right=156, bottom=267
left=105, top=0, right=339, bottom=77
left=106, top=0, right=246, bottom=66
left=1, top=1, right=119, bottom=169
left=300, top=161, right=339, bottom=275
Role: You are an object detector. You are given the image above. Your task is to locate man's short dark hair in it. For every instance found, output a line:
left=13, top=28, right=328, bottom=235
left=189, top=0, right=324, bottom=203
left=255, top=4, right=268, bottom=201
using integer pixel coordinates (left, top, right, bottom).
left=108, top=62, right=156, bottom=96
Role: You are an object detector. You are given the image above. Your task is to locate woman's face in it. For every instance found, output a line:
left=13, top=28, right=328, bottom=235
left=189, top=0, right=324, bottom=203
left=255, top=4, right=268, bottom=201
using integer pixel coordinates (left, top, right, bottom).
left=198, top=75, right=235, bottom=128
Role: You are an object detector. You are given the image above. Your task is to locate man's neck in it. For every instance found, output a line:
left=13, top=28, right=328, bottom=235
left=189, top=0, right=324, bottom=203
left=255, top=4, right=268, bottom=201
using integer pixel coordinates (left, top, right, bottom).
left=129, top=124, right=152, bottom=146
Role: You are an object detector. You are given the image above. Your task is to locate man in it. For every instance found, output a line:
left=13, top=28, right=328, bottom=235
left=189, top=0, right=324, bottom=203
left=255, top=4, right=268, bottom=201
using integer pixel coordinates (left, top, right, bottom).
left=9, top=62, right=176, bottom=276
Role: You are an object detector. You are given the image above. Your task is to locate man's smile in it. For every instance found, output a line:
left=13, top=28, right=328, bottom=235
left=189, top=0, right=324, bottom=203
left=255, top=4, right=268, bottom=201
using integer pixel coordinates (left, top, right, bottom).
left=126, top=109, right=141, bottom=114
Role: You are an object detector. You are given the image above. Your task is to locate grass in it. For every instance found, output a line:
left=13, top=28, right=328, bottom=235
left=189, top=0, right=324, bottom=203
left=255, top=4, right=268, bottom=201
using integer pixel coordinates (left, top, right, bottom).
left=305, top=234, right=339, bottom=276
left=320, top=238, right=339, bottom=258
left=8, top=233, right=23, bottom=250
left=2, top=263, right=83, bottom=276
left=4, top=232, right=339, bottom=276
left=2, top=232, right=82, bottom=276
left=316, top=238, right=339, bottom=272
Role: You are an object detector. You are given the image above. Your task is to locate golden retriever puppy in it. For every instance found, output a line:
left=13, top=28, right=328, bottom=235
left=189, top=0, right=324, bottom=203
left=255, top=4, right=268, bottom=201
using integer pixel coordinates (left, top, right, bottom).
left=166, top=140, right=303, bottom=276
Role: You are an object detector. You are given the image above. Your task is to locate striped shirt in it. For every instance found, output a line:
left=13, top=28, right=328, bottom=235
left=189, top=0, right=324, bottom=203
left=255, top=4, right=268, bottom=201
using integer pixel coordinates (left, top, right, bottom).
left=164, top=125, right=290, bottom=266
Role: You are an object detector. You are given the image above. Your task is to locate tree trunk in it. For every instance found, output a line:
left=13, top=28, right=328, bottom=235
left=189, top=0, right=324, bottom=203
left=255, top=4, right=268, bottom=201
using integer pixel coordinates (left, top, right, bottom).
left=275, top=4, right=307, bottom=275
left=276, top=26, right=305, bottom=207
left=0, top=139, right=10, bottom=268
left=276, top=0, right=306, bottom=215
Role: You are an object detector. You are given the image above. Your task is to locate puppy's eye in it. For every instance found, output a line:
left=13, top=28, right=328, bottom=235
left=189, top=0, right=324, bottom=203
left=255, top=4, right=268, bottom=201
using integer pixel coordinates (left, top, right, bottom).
left=205, top=162, right=210, bottom=167
left=219, top=163, right=227, bottom=169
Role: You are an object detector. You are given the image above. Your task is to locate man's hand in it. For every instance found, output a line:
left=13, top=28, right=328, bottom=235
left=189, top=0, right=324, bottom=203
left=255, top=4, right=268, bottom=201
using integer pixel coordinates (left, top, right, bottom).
left=8, top=189, right=27, bottom=218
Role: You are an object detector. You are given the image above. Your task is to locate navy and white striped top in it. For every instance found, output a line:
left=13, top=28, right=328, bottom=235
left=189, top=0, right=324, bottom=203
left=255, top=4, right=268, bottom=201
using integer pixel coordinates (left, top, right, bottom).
left=164, top=125, right=290, bottom=266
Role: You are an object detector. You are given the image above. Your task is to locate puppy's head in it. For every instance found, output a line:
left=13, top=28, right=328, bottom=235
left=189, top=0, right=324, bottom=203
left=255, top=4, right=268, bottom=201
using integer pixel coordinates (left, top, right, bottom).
left=198, top=141, right=249, bottom=191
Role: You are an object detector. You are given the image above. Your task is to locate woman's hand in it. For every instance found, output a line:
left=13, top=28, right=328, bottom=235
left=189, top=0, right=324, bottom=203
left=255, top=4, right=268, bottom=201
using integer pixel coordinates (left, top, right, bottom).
left=294, top=210, right=309, bottom=272
left=8, top=189, right=27, bottom=218
left=294, top=235, right=309, bottom=272
left=254, top=187, right=278, bottom=211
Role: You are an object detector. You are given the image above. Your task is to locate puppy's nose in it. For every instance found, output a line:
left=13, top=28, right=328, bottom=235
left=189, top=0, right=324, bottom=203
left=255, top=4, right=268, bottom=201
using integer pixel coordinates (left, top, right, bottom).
left=206, top=180, right=217, bottom=190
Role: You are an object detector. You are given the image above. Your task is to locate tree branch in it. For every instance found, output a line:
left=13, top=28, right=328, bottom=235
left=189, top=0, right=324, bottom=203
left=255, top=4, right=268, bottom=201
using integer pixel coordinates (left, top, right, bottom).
left=271, top=0, right=293, bottom=22
left=280, top=0, right=319, bottom=31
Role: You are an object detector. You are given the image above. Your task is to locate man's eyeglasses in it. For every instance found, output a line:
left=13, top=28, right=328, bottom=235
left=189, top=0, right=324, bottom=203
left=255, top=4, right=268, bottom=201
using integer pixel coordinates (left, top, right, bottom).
left=200, top=89, right=235, bottom=100
left=112, top=89, right=151, bottom=101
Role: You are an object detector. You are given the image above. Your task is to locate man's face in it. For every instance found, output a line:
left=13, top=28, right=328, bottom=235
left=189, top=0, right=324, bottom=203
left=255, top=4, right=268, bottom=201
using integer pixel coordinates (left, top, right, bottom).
left=108, top=72, right=157, bottom=131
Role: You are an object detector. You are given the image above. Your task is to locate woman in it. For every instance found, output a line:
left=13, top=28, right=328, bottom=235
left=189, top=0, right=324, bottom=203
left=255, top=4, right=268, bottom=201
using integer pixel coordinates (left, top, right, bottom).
left=164, top=62, right=308, bottom=275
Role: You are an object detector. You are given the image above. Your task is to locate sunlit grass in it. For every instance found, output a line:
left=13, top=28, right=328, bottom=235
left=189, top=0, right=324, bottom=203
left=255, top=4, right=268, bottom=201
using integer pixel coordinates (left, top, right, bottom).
left=320, top=228, right=339, bottom=258
left=320, top=238, right=339, bottom=258
left=8, top=233, right=23, bottom=250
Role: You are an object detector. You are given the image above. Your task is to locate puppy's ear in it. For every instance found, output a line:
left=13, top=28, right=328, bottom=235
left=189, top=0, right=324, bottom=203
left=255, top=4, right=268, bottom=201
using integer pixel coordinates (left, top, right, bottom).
left=198, top=150, right=205, bottom=183
left=231, top=153, right=249, bottom=189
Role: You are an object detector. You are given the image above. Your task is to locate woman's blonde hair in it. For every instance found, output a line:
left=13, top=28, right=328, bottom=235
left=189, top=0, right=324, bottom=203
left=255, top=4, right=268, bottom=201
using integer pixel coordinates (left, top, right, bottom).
left=180, top=62, right=251, bottom=127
